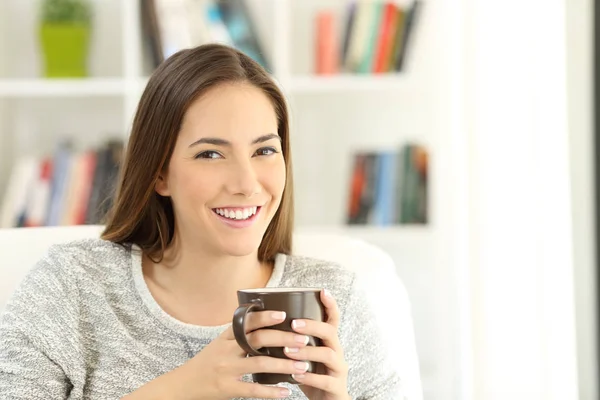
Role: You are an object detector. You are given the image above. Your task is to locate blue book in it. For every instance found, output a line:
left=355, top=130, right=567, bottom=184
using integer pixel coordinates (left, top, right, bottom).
left=372, top=151, right=397, bottom=226
left=216, top=0, right=270, bottom=72
left=46, top=141, right=72, bottom=226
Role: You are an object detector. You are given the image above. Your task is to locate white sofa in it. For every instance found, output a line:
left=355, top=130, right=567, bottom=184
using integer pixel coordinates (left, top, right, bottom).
left=0, top=226, right=423, bottom=399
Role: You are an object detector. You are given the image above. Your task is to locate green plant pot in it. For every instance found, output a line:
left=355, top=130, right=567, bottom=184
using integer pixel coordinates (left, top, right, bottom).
left=39, top=23, right=90, bottom=78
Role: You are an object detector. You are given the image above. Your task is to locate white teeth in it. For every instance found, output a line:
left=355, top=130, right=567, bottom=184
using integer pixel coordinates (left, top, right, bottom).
left=214, top=207, right=258, bottom=221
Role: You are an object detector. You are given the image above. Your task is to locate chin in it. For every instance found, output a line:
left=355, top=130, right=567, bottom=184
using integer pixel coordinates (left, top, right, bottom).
left=219, top=238, right=263, bottom=258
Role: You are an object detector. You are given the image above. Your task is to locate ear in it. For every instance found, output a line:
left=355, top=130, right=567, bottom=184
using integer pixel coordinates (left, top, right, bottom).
left=155, top=173, right=170, bottom=197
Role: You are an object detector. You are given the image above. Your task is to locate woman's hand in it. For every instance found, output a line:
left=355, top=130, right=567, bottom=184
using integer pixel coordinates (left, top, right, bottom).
left=125, top=310, right=310, bottom=400
left=284, top=290, right=351, bottom=400
left=183, top=310, right=316, bottom=399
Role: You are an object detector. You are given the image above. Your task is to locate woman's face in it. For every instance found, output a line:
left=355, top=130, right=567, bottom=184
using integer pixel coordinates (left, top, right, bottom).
left=155, top=82, right=286, bottom=257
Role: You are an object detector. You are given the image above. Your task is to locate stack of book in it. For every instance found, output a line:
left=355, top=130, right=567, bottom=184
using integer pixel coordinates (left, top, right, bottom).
left=0, top=139, right=124, bottom=229
left=346, top=143, right=428, bottom=226
left=140, top=0, right=269, bottom=72
left=316, top=0, right=421, bottom=75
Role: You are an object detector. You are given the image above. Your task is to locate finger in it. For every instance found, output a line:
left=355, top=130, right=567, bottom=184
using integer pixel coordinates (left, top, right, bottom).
left=247, top=329, right=310, bottom=350
left=284, top=345, right=348, bottom=375
left=320, top=289, right=340, bottom=328
left=223, top=310, right=287, bottom=340
left=244, top=310, right=287, bottom=332
left=291, top=372, right=344, bottom=395
left=291, top=319, right=343, bottom=353
left=214, top=331, right=250, bottom=356
left=229, top=381, right=292, bottom=399
left=235, top=355, right=311, bottom=376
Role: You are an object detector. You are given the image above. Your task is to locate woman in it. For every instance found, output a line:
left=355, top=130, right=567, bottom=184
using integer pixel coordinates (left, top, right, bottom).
left=0, top=44, right=403, bottom=399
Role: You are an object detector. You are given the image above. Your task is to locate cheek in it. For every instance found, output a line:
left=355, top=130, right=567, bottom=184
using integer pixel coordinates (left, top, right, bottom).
left=172, top=166, right=221, bottom=200
left=264, top=157, right=287, bottom=197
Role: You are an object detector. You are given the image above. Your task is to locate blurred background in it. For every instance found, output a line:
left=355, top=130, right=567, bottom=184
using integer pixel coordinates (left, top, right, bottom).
left=0, top=0, right=594, bottom=399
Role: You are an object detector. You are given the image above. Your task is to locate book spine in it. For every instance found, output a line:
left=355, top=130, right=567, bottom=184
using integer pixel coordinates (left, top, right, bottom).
left=394, top=0, right=421, bottom=71
left=373, top=2, right=399, bottom=73
left=315, top=10, right=339, bottom=75
left=358, top=2, right=383, bottom=74
left=347, top=153, right=367, bottom=224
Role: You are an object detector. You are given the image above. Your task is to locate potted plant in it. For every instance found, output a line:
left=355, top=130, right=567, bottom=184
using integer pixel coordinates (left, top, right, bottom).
left=39, top=0, right=92, bottom=78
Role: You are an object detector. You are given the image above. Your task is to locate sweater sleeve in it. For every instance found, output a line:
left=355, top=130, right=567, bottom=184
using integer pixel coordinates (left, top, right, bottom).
left=0, top=252, right=80, bottom=399
left=340, top=275, right=405, bottom=400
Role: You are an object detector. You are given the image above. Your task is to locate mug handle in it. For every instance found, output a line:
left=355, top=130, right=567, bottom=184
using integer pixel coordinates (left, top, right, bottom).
left=233, top=299, right=269, bottom=356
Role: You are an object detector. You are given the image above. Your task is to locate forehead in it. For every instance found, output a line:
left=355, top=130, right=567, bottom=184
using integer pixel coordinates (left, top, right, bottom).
left=180, top=82, right=278, bottom=141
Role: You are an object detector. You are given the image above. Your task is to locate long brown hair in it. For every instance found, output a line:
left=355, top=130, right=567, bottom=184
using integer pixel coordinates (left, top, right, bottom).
left=102, top=44, right=294, bottom=262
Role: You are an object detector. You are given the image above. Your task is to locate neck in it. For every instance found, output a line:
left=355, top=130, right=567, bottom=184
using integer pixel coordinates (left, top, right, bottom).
left=143, top=233, right=273, bottom=304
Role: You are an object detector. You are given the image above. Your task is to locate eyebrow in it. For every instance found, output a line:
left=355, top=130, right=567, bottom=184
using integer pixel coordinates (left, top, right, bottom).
left=188, top=133, right=281, bottom=148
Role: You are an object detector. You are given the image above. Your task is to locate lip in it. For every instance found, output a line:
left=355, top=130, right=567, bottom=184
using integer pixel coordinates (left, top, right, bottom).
left=214, top=205, right=262, bottom=211
left=212, top=206, right=262, bottom=229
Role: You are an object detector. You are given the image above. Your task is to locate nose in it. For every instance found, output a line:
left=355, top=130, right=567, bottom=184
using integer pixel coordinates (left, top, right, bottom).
left=225, top=157, right=262, bottom=198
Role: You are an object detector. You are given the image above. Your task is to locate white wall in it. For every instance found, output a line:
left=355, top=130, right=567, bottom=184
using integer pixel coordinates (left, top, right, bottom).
left=465, top=0, right=579, bottom=398
left=566, top=0, right=598, bottom=398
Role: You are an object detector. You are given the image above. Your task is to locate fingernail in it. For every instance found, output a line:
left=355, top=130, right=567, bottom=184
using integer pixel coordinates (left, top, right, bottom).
left=294, top=361, right=309, bottom=372
left=294, top=335, right=309, bottom=344
left=292, top=320, right=306, bottom=329
left=279, top=387, right=291, bottom=397
left=285, top=346, right=300, bottom=353
left=272, top=311, right=286, bottom=320
left=292, top=373, right=306, bottom=381
left=324, top=289, right=332, bottom=298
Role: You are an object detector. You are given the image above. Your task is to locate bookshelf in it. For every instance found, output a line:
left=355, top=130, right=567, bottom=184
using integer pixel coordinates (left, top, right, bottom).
left=0, top=78, right=126, bottom=97
left=286, top=74, right=413, bottom=93
left=0, top=1, right=468, bottom=400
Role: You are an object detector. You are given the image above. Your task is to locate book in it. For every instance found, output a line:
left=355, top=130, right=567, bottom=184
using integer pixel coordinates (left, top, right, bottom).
left=204, top=1, right=234, bottom=46
left=140, top=0, right=164, bottom=68
left=345, top=1, right=373, bottom=73
left=315, top=10, right=339, bottom=75
left=23, top=157, right=52, bottom=227
left=372, top=151, right=398, bottom=225
left=373, top=2, right=400, bottom=73
left=394, top=0, right=422, bottom=71
left=388, top=5, right=406, bottom=72
left=347, top=153, right=368, bottom=224
left=216, top=0, right=270, bottom=71
left=0, top=156, right=39, bottom=229
left=398, top=143, right=428, bottom=223
left=86, top=140, right=124, bottom=225
left=358, top=1, right=384, bottom=74
left=346, top=144, right=428, bottom=226
left=45, top=141, right=73, bottom=226
left=340, top=2, right=357, bottom=70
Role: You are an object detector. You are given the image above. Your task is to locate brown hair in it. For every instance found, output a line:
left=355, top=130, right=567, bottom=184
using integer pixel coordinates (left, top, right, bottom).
left=101, top=44, right=294, bottom=262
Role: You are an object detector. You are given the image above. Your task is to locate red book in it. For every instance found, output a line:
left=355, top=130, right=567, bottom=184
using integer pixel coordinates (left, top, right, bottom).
left=73, top=150, right=98, bottom=225
left=315, top=11, right=339, bottom=75
left=373, top=2, right=398, bottom=73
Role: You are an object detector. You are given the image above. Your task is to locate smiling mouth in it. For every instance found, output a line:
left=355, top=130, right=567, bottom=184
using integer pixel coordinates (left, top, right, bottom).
left=212, top=206, right=261, bottom=221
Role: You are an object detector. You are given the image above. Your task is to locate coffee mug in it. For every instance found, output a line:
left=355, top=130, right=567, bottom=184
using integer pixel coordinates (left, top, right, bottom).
left=232, top=288, right=326, bottom=385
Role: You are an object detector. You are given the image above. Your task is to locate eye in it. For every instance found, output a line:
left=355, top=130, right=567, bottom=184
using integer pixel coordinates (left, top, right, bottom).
left=195, top=150, right=223, bottom=160
left=254, top=147, right=279, bottom=157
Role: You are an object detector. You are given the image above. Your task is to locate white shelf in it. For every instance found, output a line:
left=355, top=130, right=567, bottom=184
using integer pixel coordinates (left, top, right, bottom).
left=286, top=74, right=410, bottom=93
left=296, top=224, right=430, bottom=241
left=0, top=78, right=127, bottom=98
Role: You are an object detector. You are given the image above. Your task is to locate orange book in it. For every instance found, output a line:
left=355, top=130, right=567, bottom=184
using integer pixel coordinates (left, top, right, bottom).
left=315, top=11, right=339, bottom=75
left=347, top=154, right=367, bottom=224
left=373, top=2, right=399, bottom=73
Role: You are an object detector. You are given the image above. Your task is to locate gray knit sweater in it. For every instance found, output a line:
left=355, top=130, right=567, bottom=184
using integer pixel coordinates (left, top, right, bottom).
left=0, top=239, right=402, bottom=399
